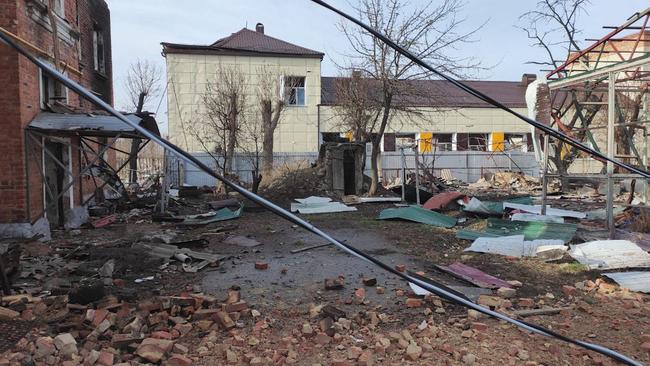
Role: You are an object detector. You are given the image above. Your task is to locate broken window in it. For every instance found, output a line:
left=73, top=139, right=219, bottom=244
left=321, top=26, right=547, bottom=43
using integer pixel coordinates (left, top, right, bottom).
left=505, top=134, right=526, bottom=152
left=433, top=134, right=453, bottom=151
left=456, top=133, right=488, bottom=151
left=40, top=68, right=67, bottom=109
left=93, top=29, right=106, bottom=74
left=468, top=133, right=488, bottom=151
left=285, top=76, right=305, bottom=106
left=396, top=133, right=416, bottom=149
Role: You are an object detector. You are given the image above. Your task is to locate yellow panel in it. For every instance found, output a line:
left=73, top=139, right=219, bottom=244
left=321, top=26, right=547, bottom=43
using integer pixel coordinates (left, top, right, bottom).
left=492, top=132, right=505, bottom=152
left=420, top=132, right=433, bottom=153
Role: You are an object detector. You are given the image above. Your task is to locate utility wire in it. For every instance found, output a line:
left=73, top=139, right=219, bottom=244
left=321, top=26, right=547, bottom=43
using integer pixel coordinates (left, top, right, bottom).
left=0, top=14, right=641, bottom=366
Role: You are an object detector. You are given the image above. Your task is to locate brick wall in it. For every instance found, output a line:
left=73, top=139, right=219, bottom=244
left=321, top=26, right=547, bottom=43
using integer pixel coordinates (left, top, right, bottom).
left=0, top=0, right=113, bottom=224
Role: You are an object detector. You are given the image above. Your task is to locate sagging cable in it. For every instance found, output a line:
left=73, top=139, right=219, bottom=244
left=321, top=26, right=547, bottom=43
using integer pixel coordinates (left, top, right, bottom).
left=309, top=0, right=650, bottom=180
left=0, top=23, right=641, bottom=366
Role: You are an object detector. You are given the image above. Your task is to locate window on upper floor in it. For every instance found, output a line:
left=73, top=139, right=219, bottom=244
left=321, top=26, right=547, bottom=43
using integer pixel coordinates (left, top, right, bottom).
left=93, top=29, right=106, bottom=75
left=53, top=0, right=64, bottom=17
left=40, top=68, right=68, bottom=109
left=285, top=76, right=305, bottom=106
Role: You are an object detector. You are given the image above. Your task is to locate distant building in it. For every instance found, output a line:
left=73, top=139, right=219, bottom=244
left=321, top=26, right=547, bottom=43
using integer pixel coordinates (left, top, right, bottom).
left=163, top=23, right=536, bottom=156
left=0, top=0, right=114, bottom=233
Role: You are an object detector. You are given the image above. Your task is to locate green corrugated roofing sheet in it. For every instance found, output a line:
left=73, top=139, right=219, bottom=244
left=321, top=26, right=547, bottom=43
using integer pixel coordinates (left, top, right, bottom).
left=179, top=205, right=243, bottom=226
left=463, top=196, right=534, bottom=215
left=456, top=218, right=577, bottom=243
left=378, top=206, right=457, bottom=228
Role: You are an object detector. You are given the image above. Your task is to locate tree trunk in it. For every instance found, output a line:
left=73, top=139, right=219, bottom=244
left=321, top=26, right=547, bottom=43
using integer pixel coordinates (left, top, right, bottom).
left=262, top=127, right=274, bottom=174
left=129, top=92, right=147, bottom=183
left=368, top=140, right=381, bottom=195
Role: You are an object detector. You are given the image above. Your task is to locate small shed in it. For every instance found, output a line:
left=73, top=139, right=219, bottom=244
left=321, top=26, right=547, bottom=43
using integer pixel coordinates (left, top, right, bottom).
left=319, top=142, right=365, bottom=195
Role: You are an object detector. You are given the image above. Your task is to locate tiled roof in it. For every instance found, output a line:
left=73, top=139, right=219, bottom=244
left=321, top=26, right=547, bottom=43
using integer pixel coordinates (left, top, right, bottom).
left=321, top=76, right=530, bottom=109
left=162, top=28, right=324, bottom=58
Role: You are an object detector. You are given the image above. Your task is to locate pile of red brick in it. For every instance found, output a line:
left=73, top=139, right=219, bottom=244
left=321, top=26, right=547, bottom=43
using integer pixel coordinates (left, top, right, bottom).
left=0, top=288, right=253, bottom=365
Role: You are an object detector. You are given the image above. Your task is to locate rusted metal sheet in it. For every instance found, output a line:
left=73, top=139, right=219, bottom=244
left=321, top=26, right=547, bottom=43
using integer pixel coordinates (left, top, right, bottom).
left=423, top=191, right=465, bottom=210
left=436, top=262, right=512, bottom=289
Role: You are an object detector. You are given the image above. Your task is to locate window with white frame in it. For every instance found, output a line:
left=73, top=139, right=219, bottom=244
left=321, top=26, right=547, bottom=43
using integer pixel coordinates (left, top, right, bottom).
left=433, top=134, right=453, bottom=151
left=285, top=76, right=305, bottom=106
left=54, top=0, right=65, bottom=17
left=93, top=29, right=106, bottom=74
left=40, top=68, right=68, bottom=109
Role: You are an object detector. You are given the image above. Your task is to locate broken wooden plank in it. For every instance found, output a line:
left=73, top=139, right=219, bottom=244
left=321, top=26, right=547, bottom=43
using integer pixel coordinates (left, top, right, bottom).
left=290, top=243, right=331, bottom=254
left=0, top=306, right=20, bottom=320
left=512, top=307, right=571, bottom=318
left=436, top=262, right=512, bottom=289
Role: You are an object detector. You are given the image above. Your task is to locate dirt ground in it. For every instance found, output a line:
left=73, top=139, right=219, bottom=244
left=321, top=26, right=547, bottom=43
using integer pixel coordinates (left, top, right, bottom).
left=1, top=194, right=649, bottom=366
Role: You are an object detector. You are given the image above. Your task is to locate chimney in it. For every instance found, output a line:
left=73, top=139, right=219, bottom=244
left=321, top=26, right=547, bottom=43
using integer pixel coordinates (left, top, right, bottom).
left=521, top=73, right=537, bottom=86
left=255, top=23, right=265, bottom=34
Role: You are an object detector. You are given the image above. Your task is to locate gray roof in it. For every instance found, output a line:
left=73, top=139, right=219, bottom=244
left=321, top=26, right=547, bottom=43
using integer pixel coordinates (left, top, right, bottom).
left=28, top=112, right=160, bottom=138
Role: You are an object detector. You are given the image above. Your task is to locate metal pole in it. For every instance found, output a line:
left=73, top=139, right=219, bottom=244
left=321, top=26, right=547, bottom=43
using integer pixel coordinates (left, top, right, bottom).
left=400, top=146, right=406, bottom=203
left=541, top=134, right=550, bottom=216
left=414, top=143, right=421, bottom=205
left=607, top=72, right=616, bottom=239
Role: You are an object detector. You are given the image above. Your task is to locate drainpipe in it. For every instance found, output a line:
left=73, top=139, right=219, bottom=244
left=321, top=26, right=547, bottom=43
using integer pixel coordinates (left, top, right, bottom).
left=317, top=104, right=321, bottom=150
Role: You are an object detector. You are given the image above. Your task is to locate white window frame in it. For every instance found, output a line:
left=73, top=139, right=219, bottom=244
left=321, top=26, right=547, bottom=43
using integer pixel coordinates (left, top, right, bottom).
left=54, top=0, right=65, bottom=18
left=285, top=76, right=306, bottom=106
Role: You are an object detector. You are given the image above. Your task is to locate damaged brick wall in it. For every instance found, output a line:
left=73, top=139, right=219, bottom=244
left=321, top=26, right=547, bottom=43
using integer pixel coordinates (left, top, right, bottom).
left=0, top=0, right=113, bottom=225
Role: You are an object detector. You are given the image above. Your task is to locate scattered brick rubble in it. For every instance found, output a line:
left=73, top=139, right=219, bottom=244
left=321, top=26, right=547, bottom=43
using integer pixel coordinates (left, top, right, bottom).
left=1, top=276, right=648, bottom=365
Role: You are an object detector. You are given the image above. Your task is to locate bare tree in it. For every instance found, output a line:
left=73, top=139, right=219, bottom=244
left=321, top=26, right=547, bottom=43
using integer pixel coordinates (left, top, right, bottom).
left=189, top=65, right=247, bottom=183
left=332, top=71, right=382, bottom=143
left=239, top=112, right=264, bottom=193
left=125, top=59, right=163, bottom=112
left=123, top=59, right=162, bottom=183
left=338, top=0, right=484, bottom=195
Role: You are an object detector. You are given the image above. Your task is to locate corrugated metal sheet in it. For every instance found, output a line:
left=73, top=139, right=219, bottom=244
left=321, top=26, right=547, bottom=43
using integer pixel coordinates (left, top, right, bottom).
left=378, top=206, right=456, bottom=228
left=457, top=218, right=578, bottom=243
left=569, top=240, right=650, bottom=269
left=463, top=196, right=533, bottom=215
left=170, top=150, right=539, bottom=187
left=464, top=235, right=566, bottom=257
left=503, top=202, right=586, bottom=219
left=603, top=272, right=650, bottom=293
left=436, top=262, right=512, bottom=289
left=29, top=112, right=144, bottom=136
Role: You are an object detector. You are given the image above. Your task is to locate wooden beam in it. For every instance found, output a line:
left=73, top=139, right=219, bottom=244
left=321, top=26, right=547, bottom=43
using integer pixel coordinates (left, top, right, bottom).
left=0, top=26, right=82, bottom=76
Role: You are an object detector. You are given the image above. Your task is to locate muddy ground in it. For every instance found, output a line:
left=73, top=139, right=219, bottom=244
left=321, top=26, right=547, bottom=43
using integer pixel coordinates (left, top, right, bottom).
left=1, top=194, right=649, bottom=365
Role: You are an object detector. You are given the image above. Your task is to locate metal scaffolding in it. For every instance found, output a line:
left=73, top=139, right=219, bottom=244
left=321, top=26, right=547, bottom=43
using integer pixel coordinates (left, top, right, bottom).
left=543, top=7, right=650, bottom=237
left=23, top=112, right=159, bottom=226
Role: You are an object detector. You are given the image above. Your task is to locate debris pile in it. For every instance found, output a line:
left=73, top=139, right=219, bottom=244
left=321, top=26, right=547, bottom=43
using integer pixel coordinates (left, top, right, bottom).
left=0, top=287, right=254, bottom=365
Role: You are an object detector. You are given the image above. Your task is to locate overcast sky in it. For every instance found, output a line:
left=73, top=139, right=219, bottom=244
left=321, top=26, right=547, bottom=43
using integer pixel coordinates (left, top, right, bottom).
left=106, top=0, right=650, bottom=130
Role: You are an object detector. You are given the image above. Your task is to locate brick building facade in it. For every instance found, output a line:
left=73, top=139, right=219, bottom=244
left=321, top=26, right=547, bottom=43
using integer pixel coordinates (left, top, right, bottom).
left=0, top=0, right=112, bottom=231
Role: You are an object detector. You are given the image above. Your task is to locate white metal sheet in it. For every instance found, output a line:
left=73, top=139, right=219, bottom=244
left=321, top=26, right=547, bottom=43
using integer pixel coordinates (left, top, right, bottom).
left=465, top=235, right=566, bottom=257
left=503, top=202, right=586, bottom=219
left=603, top=272, right=650, bottom=293
left=569, top=240, right=650, bottom=269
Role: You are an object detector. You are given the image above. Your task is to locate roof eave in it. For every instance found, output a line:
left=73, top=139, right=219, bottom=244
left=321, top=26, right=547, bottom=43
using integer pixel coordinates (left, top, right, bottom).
left=161, top=43, right=324, bottom=60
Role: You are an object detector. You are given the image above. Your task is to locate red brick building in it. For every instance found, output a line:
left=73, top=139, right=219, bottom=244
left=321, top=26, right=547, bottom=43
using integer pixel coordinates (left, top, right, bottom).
left=0, top=0, right=113, bottom=234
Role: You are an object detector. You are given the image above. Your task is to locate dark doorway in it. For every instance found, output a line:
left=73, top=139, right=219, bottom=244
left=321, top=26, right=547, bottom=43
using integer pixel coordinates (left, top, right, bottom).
left=343, top=149, right=356, bottom=195
left=43, top=140, right=66, bottom=227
